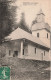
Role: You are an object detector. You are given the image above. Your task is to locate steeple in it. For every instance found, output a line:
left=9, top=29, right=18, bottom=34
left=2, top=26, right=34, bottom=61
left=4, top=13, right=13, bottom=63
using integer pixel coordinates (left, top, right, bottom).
left=36, top=9, right=45, bottom=22
left=37, top=9, right=45, bottom=15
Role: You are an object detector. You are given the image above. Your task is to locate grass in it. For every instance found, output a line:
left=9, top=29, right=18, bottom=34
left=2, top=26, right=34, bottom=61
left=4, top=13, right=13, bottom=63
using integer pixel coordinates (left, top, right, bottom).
left=0, top=57, right=50, bottom=80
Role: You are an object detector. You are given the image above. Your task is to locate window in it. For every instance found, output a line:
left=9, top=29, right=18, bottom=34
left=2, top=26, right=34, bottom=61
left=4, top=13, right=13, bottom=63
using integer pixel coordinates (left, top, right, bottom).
left=9, top=50, right=11, bottom=56
left=37, top=33, right=39, bottom=37
left=23, top=49, right=24, bottom=55
left=35, top=48, right=36, bottom=54
left=44, top=51, right=45, bottom=56
left=47, top=33, right=48, bottom=38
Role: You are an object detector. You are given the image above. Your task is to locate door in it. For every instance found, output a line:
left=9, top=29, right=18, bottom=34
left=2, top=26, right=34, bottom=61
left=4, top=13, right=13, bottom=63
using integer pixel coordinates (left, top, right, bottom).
left=13, top=51, right=18, bottom=57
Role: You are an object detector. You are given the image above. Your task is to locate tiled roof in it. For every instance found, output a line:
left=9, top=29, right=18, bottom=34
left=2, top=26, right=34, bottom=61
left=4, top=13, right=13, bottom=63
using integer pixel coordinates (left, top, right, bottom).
left=32, top=22, right=50, bottom=32
left=5, top=27, right=50, bottom=48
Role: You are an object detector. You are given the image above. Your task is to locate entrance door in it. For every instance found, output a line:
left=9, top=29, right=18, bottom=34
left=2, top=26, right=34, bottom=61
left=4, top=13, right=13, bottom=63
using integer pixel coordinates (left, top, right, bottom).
left=13, top=51, right=18, bottom=57
left=41, top=53, right=43, bottom=60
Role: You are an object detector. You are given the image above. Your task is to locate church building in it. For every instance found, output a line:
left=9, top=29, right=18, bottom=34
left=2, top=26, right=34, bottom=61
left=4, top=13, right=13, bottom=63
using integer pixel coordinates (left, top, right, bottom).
left=0, top=9, right=50, bottom=61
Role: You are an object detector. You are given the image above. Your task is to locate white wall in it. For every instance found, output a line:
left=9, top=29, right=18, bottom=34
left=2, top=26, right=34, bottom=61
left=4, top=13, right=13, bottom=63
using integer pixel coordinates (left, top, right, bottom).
left=1, top=40, right=50, bottom=61
left=32, top=29, right=50, bottom=48
left=25, top=43, right=49, bottom=61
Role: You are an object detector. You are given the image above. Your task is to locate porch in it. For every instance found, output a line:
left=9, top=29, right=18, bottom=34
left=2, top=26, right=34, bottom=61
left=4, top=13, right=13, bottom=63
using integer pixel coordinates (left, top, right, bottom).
left=5, top=39, right=28, bottom=58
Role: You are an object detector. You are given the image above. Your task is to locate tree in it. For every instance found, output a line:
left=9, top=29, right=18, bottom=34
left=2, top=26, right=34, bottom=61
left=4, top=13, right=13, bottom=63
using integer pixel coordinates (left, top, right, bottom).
left=18, top=12, right=32, bottom=33
left=0, top=0, right=17, bottom=44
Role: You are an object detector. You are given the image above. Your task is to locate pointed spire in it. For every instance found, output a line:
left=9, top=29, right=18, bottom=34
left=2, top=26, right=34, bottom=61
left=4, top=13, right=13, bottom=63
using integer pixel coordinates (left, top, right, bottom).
left=37, top=9, right=45, bottom=15
left=39, top=9, right=43, bottom=14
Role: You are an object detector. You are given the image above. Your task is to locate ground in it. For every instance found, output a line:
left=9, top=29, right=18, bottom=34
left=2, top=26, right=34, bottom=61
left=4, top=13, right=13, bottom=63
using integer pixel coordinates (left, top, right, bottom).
left=0, top=57, right=50, bottom=80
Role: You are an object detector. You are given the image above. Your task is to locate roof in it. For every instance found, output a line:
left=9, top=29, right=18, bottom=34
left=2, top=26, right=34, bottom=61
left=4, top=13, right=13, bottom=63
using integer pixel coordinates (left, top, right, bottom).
left=12, top=25, right=32, bottom=34
left=32, top=22, right=50, bottom=32
left=5, top=27, right=50, bottom=49
left=18, top=25, right=32, bottom=34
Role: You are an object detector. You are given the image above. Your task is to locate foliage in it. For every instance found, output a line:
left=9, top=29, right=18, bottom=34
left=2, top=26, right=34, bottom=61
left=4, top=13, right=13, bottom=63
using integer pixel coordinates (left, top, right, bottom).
left=0, top=0, right=17, bottom=44
left=19, top=13, right=32, bottom=33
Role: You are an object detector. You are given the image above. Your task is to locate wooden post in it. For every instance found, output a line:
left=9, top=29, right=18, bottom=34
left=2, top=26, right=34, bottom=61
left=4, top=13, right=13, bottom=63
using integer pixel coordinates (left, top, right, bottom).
left=20, top=41, right=23, bottom=57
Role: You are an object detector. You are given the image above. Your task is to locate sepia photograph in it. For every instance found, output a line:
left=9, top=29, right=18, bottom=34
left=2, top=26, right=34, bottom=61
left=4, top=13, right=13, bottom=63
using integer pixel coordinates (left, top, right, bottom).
left=0, top=0, right=51, bottom=80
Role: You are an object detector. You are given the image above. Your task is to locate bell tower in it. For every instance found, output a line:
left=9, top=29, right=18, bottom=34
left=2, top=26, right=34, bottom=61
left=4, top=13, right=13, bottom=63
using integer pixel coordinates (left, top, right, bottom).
left=32, top=9, right=50, bottom=49
left=36, top=9, right=45, bottom=23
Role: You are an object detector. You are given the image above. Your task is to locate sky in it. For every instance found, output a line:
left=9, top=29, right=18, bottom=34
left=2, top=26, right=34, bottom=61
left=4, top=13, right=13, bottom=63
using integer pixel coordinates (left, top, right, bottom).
left=12, top=0, right=51, bottom=28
